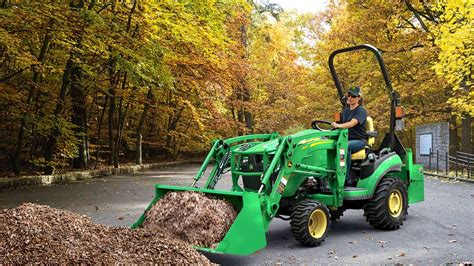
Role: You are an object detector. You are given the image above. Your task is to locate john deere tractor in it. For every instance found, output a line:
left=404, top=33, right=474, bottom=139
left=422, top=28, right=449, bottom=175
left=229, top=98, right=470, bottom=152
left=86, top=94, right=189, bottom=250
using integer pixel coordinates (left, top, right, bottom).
left=133, top=44, right=424, bottom=255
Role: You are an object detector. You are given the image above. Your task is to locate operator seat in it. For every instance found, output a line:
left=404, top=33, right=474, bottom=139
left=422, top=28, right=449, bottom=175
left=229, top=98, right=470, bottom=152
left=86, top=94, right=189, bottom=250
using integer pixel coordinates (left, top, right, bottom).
left=351, top=117, right=377, bottom=160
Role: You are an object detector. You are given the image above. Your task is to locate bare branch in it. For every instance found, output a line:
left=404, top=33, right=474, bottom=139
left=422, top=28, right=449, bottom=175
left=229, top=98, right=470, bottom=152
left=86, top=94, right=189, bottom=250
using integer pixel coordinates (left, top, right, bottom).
left=404, top=0, right=430, bottom=32
left=0, top=66, right=30, bottom=82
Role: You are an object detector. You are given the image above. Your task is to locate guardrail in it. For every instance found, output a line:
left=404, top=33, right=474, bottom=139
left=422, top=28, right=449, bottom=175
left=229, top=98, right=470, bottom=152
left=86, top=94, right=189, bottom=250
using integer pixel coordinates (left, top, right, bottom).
left=427, top=150, right=473, bottom=179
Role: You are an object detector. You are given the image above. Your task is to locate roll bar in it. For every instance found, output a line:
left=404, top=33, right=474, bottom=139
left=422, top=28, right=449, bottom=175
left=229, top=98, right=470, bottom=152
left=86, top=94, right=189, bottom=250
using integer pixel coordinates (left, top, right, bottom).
left=328, top=44, right=401, bottom=152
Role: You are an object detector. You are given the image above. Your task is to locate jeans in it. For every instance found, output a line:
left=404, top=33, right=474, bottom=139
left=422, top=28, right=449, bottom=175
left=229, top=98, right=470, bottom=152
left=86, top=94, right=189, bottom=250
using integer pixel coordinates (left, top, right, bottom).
left=347, top=139, right=366, bottom=180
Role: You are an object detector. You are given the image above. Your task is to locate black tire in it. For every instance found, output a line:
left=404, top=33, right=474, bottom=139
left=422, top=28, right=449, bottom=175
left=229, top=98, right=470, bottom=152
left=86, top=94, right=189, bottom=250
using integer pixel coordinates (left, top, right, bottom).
left=290, top=200, right=330, bottom=246
left=364, top=176, right=408, bottom=230
left=329, top=208, right=345, bottom=222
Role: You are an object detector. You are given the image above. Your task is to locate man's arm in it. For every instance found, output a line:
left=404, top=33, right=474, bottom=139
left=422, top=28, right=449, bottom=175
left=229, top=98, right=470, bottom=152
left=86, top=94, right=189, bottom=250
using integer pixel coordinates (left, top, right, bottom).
left=331, top=118, right=358, bottom=129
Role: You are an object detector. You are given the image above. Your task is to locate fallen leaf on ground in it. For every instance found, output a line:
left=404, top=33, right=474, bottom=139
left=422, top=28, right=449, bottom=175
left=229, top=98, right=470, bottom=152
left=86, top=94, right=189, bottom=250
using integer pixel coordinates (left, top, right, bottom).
left=352, top=255, right=358, bottom=258
left=117, top=216, right=124, bottom=220
left=398, top=252, right=406, bottom=257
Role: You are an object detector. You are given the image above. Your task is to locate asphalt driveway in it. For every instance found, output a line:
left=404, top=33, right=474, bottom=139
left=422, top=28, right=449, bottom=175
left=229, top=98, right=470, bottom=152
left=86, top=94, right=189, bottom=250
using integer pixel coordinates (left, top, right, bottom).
left=1, top=164, right=473, bottom=264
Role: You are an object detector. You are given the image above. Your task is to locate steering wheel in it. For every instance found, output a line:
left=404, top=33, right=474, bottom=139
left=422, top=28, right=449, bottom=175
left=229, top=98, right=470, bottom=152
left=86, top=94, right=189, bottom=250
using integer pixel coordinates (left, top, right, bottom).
left=311, top=120, right=334, bottom=131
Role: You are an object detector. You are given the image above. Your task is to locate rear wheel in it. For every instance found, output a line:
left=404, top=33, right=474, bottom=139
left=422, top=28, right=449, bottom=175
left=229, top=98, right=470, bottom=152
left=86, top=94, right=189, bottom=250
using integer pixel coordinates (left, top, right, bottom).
left=290, top=200, right=330, bottom=246
left=364, top=176, right=408, bottom=230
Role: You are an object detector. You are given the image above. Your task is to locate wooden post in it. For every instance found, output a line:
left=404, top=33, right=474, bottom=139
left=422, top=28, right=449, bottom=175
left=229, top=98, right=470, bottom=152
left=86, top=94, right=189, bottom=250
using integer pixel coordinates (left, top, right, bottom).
left=446, top=151, right=449, bottom=175
left=455, top=154, right=458, bottom=177
left=436, top=150, right=439, bottom=174
left=468, top=157, right=471, bottom=179
left=428, top=148, right=432, bottom=170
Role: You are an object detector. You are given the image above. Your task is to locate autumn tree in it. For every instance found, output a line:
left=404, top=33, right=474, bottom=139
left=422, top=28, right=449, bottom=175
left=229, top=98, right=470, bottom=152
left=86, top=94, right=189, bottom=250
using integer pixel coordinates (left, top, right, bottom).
left=432, top=0, right=473, bottom=152
left=0, top=0, right=471, bottom=177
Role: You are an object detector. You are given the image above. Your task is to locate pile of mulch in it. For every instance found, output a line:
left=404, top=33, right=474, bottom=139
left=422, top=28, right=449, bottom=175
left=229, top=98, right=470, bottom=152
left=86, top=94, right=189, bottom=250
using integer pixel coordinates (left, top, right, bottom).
left=142, top=191, right=238, bottom=248
left=0, top=203, right=210, bottom=264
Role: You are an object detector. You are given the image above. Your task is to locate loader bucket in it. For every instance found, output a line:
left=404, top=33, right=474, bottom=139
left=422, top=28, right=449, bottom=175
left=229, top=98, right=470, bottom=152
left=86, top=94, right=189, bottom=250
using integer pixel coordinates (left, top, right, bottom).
left=132, top=184, right=267, bottom=256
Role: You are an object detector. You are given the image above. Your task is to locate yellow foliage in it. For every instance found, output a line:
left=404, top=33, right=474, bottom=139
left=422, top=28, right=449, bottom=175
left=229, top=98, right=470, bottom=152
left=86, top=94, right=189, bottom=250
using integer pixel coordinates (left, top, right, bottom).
left=433, top=0, right=473, bottom=116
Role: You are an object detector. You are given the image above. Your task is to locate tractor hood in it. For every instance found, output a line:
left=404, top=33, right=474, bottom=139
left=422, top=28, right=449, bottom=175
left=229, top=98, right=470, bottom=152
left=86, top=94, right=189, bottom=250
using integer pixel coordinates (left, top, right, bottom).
left=235, top=129, right=319, bottom=155
left=235, top=138, right=280, bottom=155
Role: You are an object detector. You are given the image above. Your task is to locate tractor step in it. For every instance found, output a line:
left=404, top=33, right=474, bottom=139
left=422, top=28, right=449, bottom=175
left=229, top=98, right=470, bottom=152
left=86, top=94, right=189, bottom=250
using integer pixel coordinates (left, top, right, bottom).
left=343, top=187, right=369, bottom=201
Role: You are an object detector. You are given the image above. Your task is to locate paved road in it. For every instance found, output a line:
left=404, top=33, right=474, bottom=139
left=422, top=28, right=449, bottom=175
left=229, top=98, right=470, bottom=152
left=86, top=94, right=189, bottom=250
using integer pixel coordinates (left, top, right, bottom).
left=1, top=164, right=473, bottom=264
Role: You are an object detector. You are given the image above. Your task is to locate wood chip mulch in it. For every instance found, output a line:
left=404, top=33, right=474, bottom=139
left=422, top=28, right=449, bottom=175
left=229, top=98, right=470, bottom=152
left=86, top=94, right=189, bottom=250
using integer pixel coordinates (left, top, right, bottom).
left=0, top=203, right=210, bottom=264
left=142, top=191, right=238, bottom=248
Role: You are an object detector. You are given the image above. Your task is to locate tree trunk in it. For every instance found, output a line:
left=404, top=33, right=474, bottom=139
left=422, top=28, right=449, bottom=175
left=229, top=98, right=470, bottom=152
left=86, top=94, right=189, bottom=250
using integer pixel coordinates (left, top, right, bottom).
left=107, top=55, right=118, bottom=167
left=126, top=0, right=137, bottom=33
left=166, top=107, right=184, bottom=156
left=461, top=114, right=472, bottom=153
left=237, top=87, right=245, bottom=136
left=243, top=85, right=253, bottom=132
left=2, top=0, right=10, bottom=8
left=43, top=57, right=73, bottom=167
left=116, top=94, right=132, bottom=164
left=12, top=29, right=51, bottom=175
left=448, top=114, right=460, bottom=154
left=135, top=88, right=153, bottom=164
left=108, top=87, right=116, bottom=167
left=95, top=96, right=108, bottom=168
left=70, top=64, right=88, bottom=169
left=113, top=94, right=123, bottom=167
left=235, top=23, right=253, bottom=135
left=113, top=73, right=130, bottom=167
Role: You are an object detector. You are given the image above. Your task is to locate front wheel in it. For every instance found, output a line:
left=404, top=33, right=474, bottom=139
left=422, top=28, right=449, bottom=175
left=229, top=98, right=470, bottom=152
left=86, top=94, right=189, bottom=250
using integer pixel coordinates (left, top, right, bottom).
left=364, top=176, right=408, bottom=230
left=290, top=200, right=330, bottom=246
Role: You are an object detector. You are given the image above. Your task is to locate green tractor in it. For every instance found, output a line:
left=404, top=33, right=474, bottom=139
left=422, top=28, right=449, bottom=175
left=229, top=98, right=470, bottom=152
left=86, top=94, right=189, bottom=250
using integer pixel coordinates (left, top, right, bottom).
left=132, top=44, right=424, bottom=255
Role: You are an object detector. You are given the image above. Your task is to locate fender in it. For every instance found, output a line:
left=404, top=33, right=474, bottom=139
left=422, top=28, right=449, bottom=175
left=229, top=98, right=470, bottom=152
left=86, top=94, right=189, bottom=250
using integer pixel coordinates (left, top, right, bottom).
left=354, top=153, right=402, bottom=199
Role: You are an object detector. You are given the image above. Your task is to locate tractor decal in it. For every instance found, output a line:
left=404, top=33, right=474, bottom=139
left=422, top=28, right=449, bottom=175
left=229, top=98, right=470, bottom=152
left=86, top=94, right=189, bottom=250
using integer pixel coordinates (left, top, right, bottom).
left=278, top=176, right=288, bottom=194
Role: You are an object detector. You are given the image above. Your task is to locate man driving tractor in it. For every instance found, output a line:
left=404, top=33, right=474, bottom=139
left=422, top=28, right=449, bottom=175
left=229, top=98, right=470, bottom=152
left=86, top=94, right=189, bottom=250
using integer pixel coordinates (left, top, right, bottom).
left=331, top=86, right=367, bottom=183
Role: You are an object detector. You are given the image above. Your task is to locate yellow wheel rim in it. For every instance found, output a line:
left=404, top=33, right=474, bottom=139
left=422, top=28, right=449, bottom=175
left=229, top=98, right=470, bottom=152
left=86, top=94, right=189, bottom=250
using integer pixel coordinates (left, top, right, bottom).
left=308, top=209, right=327, bottom=238
left=388, top=189, right=403, bottom=218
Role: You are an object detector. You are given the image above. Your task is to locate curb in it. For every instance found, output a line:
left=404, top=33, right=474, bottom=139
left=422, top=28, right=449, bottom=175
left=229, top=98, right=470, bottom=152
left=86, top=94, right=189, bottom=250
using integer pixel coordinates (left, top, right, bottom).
left=0, top=159, right=202, bottom=190
left=424, top=171, right=474, bottom=184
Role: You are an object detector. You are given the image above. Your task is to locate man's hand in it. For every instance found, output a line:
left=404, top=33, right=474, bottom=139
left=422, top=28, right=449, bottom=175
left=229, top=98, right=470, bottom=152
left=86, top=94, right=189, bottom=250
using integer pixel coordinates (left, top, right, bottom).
left=332, top=118, right=358, bottom=129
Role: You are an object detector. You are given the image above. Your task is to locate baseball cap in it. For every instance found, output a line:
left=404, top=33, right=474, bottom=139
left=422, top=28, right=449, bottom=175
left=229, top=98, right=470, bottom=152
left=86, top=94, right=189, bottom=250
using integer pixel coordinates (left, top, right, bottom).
left=348, top=86, right=362, bottom=97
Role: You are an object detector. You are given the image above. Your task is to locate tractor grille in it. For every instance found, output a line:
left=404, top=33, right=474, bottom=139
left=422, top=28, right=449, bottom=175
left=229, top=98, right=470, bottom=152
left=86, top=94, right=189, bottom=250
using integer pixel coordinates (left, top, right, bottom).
left=237, top=143, right=256, bottom=151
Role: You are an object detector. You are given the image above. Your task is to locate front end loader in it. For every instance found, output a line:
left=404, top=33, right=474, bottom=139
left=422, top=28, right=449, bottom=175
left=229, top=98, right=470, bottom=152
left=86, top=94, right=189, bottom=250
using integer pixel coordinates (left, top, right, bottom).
left=132, top=44, right=424, bottom=256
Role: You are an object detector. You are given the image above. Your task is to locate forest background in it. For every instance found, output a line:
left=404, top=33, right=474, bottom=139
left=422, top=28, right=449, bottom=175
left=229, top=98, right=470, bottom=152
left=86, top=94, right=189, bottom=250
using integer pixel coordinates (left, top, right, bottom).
left=0, top=0, right=472, bottom=177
